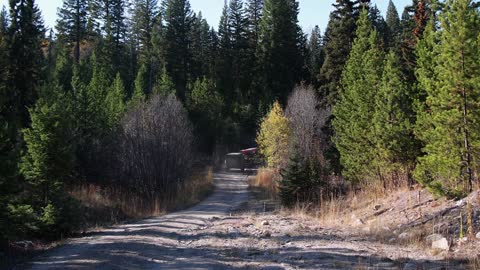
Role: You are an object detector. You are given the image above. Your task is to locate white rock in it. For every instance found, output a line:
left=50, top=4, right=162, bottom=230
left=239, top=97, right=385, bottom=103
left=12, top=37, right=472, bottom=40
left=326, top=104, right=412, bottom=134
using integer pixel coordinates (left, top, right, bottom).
left=399, top=232, right=410, bottom=239
left=476, top=232, right=480, bottom=239
left=432, top=237, right=449, bottom=251
left=425, top=234, right=444, bottom=244
left=261, top=220, right=269, bottom=226
left=456, top=199, right=466, bottom=207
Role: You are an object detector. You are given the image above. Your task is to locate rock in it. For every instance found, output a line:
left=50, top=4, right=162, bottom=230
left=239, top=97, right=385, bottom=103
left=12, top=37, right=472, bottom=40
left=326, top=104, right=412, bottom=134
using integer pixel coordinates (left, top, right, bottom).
left=476, top=232, right=480, bottom=239
left=425, top=234, right=444, bottom=244
left=399, top=232, right=410, bottom=239
left=403, top=262, right=419, bottom=270
left=431, top=237, right=449, bottom=251
left=456, top=198, right=466, bottom=207
left=261, top=220, right=269, bottom=226
left=262, top=230, right=272, bottom=238
left=15, top=241, right=34, bottom=249
left=374, top=204, right=382, bottom=210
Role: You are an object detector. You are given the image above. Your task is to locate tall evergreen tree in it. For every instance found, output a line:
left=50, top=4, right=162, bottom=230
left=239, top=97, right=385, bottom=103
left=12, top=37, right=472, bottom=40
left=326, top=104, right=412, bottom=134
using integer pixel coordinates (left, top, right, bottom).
left=318, top=0, right=356, bottom=105
left=56, top=0, right=89, bottom=63
left=163, top=0, right=193, bottom=101
left=256, top=0, right=304, bottom=105
left=373, top=51, right=417, bottom=185
left=333, top=8, right=384, bottom=183
left=386, top=0, right=401, bottom=49
left=306, top=26, right=323, bottom=86
left=228, top=0, right=249, bottom=102
left=246, top=0, right=262, bottom=46
left=415, top=0, right=480, bottom=197
left=217, top=1, right=233, bottom=104
left=5, top=0, right=45, bottom=127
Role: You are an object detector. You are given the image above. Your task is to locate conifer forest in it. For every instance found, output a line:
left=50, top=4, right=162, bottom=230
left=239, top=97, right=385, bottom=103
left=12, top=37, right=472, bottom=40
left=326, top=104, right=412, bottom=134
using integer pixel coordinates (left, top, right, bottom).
left=1, top=0, right=480, bottom=265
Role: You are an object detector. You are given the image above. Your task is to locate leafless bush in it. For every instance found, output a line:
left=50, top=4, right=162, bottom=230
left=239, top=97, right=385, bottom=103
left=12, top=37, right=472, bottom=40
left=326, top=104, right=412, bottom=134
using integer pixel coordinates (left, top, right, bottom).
left=118, top=94, right=194, bottom=198
left=286, top=84, right=331, bottom=161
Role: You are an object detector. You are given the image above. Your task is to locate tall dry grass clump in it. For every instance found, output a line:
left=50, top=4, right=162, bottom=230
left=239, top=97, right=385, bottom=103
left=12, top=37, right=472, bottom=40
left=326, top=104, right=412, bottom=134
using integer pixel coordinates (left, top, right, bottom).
left=70, top=167, right=214, bottom=229
left=249, top=168, right=279, bottom=200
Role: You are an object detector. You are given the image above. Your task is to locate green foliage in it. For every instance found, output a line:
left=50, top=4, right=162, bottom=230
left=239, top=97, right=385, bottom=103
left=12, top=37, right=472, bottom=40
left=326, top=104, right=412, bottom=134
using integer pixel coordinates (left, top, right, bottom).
left=106, top=73, right=126, bottom=128
left=189, top=77, right=223, bottom=152
left=256, top=0, right=304, bottom=104
left=20, top=97, right=75, bottom=198
left=153, top=67, right=176, bottom=96
left=5, top=204, right=38, bottom=239
left=306, top=26, right=324, bottom=86
left=256, top=102, right=291, bottom=168
left=130, top=64, right=147, bottom=105
left=386, top=0, right=401, bottom=49
left=333, top=8, right=384, bottom=183
left=414, top=0, right=480, bottom=197
left=164, top=0, right=193, bottom=101
left=279, top=149, right=323, bottom=207
left=373, top=51, right=417, bottom=177
left=319, top=0, right=357, bottom=105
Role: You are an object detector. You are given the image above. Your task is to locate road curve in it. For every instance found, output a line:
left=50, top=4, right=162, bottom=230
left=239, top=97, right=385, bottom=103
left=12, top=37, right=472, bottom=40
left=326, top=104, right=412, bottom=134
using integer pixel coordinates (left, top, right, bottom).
left=20, top=172, right=249, bottom=270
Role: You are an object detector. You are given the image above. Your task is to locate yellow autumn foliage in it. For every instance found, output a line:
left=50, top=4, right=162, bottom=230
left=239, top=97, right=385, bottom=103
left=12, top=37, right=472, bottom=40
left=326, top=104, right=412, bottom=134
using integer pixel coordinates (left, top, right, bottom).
left=256, top=101, right=291, bottom=168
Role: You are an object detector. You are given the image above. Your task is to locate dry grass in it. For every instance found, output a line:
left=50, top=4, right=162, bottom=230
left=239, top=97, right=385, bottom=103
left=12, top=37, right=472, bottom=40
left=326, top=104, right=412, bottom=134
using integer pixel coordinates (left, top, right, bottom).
left=70, top=167, right=214, bottom=229
left=248, top=168, right=278, bottom=200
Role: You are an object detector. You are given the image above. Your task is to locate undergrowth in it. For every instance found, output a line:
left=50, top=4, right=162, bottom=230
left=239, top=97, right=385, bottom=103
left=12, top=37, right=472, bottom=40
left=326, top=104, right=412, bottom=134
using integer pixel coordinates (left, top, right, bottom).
left=70, top=166, right=214, bottom=230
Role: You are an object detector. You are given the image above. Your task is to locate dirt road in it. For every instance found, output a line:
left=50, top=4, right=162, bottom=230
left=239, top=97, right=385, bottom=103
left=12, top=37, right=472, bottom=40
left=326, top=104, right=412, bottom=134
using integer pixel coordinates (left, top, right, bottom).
left=20, top=172, right=466, bottom=270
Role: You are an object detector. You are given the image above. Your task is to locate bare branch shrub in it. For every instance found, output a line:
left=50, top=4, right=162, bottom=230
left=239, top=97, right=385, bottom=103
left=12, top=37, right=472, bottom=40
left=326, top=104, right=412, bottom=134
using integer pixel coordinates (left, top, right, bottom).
left=286, top=84, right=331, bottom=162
left=118, top=94, right=194, bottom=197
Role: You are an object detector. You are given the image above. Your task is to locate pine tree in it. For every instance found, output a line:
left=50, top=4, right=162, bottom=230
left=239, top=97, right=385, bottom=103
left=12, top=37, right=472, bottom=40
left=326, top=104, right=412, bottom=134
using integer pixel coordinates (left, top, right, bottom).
left=56, top=0, right=89, bottom=63
left=307, top=26, right=323, bottom=86
left=228, top=0, right=249, bottom=103
left=369, top=5, right=388, bottom=47
left=256, top=0, right=304, bottom=105
left=106, top=73, right=126, bottom=128
left=0, top=6, right=7, bottom=35
left=163, top=0, right=193, bottom=101
left=246, top=0, right=262, bottom=46
left=188, top=77, right=223, bottom=152
left=333, top=8, right=384, bottom=183
left=130, top=63, right=147, bottom=105
left=5, top=0, right=45, bottom=128
left=54, top=45, right=74, bottom=93
left=216, top=1, right=233, bottom=105
left=373, top=51, right=417, bottom=184
left=318, top=0, right=356, bottom=105
left=386, top=0, right=401, bottom=49
left=279, top=149, right=309, bottom=207
left=414, top=0, right=480, bottom=197
left=20, top=90, right=78, bottom=235
left=131, top=0, right=159, bottom=66
left=153, top=66, right=176, bottom=96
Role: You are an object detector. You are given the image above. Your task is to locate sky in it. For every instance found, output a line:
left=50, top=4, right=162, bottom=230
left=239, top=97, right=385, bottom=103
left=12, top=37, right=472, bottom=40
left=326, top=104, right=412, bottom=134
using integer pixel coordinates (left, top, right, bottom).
left=0, top=0, right=412, bottom=34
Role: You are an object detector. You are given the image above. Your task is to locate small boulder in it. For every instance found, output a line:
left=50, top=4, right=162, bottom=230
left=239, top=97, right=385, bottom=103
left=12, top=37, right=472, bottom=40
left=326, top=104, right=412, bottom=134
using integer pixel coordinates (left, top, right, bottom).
left=403, top=262, right=418, bottom=270
left=432, top=237, right=449, bottom=251
left=425, top=234, right=444, bottom=244
left=399, top=232, right=410, bottom=239
left=374, top=204, right=382, bottom=210
left=476, top=232, right=480, bottom=239
left=261, top=220, right=269, bottom=226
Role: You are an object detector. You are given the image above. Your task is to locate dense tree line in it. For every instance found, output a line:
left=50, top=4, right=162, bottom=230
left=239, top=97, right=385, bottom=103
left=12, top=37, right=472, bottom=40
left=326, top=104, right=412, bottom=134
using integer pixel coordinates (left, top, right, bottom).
left=0, top=0, right=309, bottom=243
left=257, top=0, right=480, bottom=207
left=2, top=0, right=479, bottom=245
